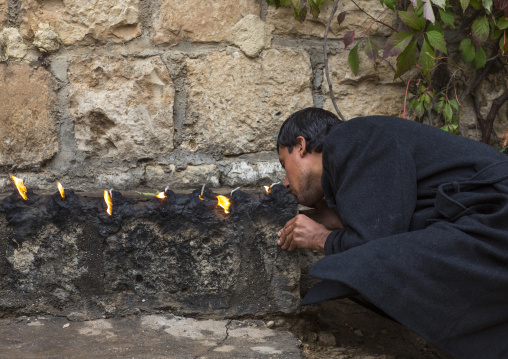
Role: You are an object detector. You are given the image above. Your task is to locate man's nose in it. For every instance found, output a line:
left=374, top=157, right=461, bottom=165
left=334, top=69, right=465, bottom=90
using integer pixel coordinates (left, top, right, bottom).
left=284, top=176, right=289, bottom=188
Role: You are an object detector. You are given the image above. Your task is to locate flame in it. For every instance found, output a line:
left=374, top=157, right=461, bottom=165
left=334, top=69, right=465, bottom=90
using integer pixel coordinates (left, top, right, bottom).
left=199, top=195, right=204, bottom=200
left=104, top=190, right=113, bottom=215
left=217, top=195, right=231, bottom=214
left=11, top=175, right=28, bottom=200
left=57, top=182, right=65, bottom=199
left=156, top=191, right=166, bottom=199
left=264, top=185, right=271, bottom=194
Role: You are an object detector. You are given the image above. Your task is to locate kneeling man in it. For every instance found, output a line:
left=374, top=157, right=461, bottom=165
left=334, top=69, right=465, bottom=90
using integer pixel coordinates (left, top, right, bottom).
left=276, top=107, right=508, bottom=359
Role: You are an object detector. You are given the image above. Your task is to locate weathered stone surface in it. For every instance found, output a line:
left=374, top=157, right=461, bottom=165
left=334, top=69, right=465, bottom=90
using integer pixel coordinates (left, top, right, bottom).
left=20, top=0, right=141, bottom=45
left=0, top=187, right=300, bottom=318
left=221, top=160, right=284, bottom=187
left=456, top=70, right=508, bottom=145
left=322, top=51, right=406, bottom=119
left=33, top=22, right=60, bottom=53
left=0, top=0, right=7, bottom=28
left=0, top=63, right=58, bottom=168
left=266, top=0, right=397, bottom=39
left=144, top=160, right=284, bottom=189
left=0, top=315, right=302, bottom=358
left=151, top=0, right=260, bottom=45
left=145, top=164, right=221, bottom=189
left=68, top=55, right=175, bottom=161
left=0, top=28, right=27, bottom=59
left=231, top=14, right=274, bottom=58
left=183, top=48, right=313, bottom=155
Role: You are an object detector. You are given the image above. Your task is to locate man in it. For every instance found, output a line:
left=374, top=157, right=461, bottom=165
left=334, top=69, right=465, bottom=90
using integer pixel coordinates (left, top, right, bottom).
left=276, top=107, right=508, bottom=358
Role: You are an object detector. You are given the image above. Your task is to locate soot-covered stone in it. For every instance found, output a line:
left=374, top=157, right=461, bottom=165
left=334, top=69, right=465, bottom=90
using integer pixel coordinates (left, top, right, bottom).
left=0, top=187, right=299, bottom=319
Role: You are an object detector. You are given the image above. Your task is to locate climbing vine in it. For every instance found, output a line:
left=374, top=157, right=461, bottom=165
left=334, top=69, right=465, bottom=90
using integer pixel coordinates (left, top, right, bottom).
left=266, top=0, right=508, bottom=150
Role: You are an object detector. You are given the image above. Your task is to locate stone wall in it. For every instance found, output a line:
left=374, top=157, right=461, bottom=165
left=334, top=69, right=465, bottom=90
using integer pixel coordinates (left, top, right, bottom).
left=0, top=0, right=505, bottom=192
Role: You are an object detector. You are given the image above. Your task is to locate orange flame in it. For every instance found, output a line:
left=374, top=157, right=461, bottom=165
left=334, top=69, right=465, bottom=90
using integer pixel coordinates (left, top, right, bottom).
left=264, top=185, right=271, bottom=194
left=199, top=195, right=204, bottom=200
left=156, top=191, right=166, bottom=199
left=104, top=190, right=113, bottom=215
left=217, top=195, right=231, bottom=214
left=11, top=175, right=28, bottom=200
left=57, top=182, right=65, bottom=199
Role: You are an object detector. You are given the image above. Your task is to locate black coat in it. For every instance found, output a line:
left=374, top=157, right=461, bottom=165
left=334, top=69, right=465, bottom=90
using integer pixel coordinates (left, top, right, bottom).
left=302, top=116, right=508, bottom=358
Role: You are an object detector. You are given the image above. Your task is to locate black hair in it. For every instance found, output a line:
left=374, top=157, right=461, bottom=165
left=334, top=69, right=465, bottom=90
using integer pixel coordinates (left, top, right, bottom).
left=277, top=107, right=343, bottom=153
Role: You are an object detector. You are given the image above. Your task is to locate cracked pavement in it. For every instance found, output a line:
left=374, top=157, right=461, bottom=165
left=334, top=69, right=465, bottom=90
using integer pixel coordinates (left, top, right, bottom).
left=0, top=314, right=301, bottom=358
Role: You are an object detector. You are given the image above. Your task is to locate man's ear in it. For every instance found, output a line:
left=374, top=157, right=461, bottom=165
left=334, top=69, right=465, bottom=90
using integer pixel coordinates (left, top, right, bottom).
left=296, top=136, right=308, bottom=157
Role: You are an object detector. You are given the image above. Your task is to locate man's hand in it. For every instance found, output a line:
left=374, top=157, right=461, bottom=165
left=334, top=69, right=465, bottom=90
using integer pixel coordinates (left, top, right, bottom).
left=302, top=198, right=343, bottom=230
left=277, top=214, right=332, bottom=253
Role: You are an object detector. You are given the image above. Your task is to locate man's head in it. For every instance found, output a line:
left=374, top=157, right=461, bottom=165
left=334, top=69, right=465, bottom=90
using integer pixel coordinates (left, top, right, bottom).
left=277, top=107, right=342, bottom=206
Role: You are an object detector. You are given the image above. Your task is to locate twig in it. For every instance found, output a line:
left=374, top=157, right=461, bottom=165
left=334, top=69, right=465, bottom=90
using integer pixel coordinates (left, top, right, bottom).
left=359, top=8, right=389, bottom=37
left=482, top=89, right=508, bottom=143
left=324, top=0, right=346, bottom=121
left=350, top=0, right=398, bottom=33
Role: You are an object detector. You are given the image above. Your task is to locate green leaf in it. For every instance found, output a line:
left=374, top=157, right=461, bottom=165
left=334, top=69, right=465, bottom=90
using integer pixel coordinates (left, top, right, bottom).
left=394, top=41, right=418, bottom=79
left=440, top=123, right=459, bottom=134
left=449, top=99, right=459, bottom=111
left=500, top=36, right=508, bottom=54
left=435, top=98, right=444, bottom=113
left=482, top=0, right=493, bottom=12
left=430, top=0, right=446, bottom=9
left=460, top=0, right=470, bottom=11
left=308, top=0, right=321, bottom=18
left=291, top=0, right=308, bottom=22
left=398, top=9, right=425, bottom=30
left=459, top=38, right=476, bottom=62
left=497, top=17, right=508, bottom=30
left=348, top=43, right=360, bottom=75
left=383, top=32, right=414, bottom=58
left=472, top=17, right=489, bottom=47
left=444, top=103, right=453, bottom=121
left=419, top=38, right=435, bottom=74
left=474, top=46, right=487, bottom=68
left=364, top=37, right=380, bottom=63
left=384, top=0, right=396, bottom=10
left=438, top=8, right=455, bottom=27
left=415, top=101, right=425, bottom=117
left=470, top=0, right=482, bottom=9
left=425, top=30, right=448, bottom=53
left=424, top=93, right=432, bottom=107
left=492, top=29, right=504, bottom=39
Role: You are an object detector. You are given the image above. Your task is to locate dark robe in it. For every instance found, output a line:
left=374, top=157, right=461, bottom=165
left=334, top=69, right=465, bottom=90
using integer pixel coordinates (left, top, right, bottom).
left=301, top=116, right=508, bottom=358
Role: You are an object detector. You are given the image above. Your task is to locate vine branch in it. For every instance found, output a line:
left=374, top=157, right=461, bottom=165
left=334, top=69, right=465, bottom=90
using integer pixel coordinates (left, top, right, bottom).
left=324, top=0, right=346, bottom=121
left=482, top=89, right=508, bottom=143
left=350, top=0, right=399, bottom=33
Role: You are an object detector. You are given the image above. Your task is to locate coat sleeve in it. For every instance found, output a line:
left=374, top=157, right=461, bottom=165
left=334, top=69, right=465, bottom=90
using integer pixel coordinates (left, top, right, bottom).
left=322, top=119, right=418, bottom=254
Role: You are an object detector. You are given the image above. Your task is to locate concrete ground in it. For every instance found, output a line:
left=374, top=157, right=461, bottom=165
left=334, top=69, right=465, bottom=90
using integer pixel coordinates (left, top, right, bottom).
left=0, top=315, right=301, bottom=359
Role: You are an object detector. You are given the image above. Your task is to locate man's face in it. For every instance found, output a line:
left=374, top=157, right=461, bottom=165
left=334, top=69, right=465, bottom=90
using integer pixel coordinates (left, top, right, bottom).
left=278, top=144, right=323, bottom=207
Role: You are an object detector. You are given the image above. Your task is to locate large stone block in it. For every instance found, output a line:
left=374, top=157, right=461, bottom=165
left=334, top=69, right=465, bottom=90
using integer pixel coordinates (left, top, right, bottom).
left=183, top=48, right=313, bottom=155
left=20, top=0, right=141, bottom=45
left=0, top=28, right=28, bottom=59
left=0, top=63, right=58, bottom=168
left=322, top=51, right=406, bottom=119
left=151, top=0, right=260, bottom=45
left=231, top=14, right=274, bottom=58
left=0, top=187, right=300, bottom=318
left=266, top=0, right=397, bottom=39
left=0, top=0, right=7, bottom=28
left=68, top=55, right=175, bottom=161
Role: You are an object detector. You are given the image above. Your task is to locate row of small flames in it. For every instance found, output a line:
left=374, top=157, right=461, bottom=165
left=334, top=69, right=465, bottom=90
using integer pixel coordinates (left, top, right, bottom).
left=9, top=175, right=278, bottom=216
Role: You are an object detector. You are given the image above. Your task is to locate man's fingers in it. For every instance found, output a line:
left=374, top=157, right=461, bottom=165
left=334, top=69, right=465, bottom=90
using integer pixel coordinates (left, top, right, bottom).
left=281, top=231, right=293, bottom=250
left=278, top=216, right=297, bottom=236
